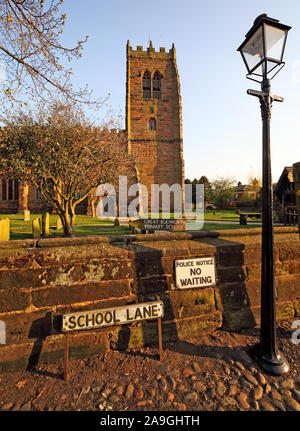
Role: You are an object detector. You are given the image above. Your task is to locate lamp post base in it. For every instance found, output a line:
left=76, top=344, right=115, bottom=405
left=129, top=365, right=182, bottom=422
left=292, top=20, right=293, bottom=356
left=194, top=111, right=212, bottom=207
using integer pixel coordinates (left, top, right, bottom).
left=251, top=344, right=290, bottom=375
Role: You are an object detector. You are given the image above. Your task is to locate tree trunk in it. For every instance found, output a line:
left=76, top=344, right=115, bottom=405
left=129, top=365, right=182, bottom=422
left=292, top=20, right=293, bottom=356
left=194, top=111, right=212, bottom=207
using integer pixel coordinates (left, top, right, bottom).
left=91, top=198, right=96, bottom=218
left=60, top=202, right=74, bottom=237
left=70, top=203, right=76, bottom=232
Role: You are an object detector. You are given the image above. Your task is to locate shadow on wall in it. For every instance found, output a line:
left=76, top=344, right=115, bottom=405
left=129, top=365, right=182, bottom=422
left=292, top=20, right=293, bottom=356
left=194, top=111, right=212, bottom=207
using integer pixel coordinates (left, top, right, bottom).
left=27, top=311, right=57, bottom=371
left=210, top=236, right=257, bottom=333
left=112, top=239, right=178, bottom=355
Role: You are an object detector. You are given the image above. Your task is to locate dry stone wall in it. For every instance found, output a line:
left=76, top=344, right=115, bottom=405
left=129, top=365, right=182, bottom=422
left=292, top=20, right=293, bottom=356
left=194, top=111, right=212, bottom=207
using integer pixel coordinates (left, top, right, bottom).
left=0, top=227, right=299, bottom=371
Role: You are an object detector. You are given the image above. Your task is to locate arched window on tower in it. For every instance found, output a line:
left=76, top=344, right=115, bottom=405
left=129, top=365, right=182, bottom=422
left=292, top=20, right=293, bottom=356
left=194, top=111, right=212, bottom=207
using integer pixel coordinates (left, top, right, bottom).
left=142, top=70, right=151, bottom=98
left=153, top=71, right=161, bottom=99
left=148, top=118, right=156, bottom=130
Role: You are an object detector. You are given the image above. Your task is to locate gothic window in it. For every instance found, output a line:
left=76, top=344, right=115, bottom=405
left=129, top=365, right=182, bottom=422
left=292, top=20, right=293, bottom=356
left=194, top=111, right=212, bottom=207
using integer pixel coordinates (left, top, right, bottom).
left=14, top=179, right=19, bottom=200
left=36, top=187, right=42, bottom=200
left=1, top=180, right=6, bottom=200
left=8, top=179, right=13, bottom=200
left=1, top=179, right=19, bottom=200
left=153, top=71, right=161, bottom=99
left=142, top=70, right=151, bottom=98
left=148, top=118, right=156, bottom=130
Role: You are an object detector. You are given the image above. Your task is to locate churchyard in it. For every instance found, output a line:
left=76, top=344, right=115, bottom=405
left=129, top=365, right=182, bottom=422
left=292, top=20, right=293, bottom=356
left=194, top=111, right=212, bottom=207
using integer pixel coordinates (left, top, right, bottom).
left=0, top=210, right=267, bottom=241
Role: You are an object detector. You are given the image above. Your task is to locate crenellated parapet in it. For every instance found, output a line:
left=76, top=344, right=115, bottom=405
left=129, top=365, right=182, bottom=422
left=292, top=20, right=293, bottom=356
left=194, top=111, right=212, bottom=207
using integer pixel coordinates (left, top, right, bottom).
left=127, top=40, right=176, bottom=59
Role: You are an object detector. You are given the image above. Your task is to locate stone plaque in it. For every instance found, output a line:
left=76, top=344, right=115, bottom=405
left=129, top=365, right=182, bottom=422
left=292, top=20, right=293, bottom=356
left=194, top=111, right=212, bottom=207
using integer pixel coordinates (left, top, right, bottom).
left=144, top=219, right=176, bottom=231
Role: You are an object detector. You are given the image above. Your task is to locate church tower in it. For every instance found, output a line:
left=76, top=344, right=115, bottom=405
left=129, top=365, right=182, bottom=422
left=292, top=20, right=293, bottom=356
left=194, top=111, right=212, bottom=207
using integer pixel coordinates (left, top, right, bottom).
left=126, top=40, right=184, bottom=211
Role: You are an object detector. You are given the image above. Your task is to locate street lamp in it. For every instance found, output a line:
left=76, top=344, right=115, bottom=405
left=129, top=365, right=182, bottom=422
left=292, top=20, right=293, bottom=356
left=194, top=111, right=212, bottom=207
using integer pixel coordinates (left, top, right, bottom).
left=237, top=14, right=291, bottom=375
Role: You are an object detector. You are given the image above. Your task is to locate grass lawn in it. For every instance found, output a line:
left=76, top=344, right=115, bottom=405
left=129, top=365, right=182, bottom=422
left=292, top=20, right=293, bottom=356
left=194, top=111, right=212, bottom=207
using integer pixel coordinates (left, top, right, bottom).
left=204, top=210, right=263, bottom=222
left=9, top=224, right=130, bottom=240
left=147, top=210, right=269, bottom=223
left=1, top=212, right=263, bottom=241
left=0, top=213, right=113, bottom=228
left=0, top=213, right=125, bottom=240
left=0, top=213, right=113, bottom=232
left=205, top=210, right=282, bottom=224
left=202, top=222, right=260, bottom=231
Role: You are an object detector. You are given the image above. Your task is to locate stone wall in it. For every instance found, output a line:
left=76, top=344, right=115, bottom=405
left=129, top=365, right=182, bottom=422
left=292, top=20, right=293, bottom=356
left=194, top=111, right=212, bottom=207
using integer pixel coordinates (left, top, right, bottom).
left=0, top=227, right=299, bottom=371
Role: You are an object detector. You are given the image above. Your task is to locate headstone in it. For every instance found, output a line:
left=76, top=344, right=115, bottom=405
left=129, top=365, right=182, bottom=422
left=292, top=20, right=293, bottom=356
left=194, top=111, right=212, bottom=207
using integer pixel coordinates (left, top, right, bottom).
left=0, top=218, right=9, bottom=241
left=56, top=217, right=63, bottom=231
left=23, top=210, right=30, bottom=221
left=32, top=217, right=41, bottom=239
left=6, top=218, right=10, bottom=240
left=42, top=212, right=50, bottom=236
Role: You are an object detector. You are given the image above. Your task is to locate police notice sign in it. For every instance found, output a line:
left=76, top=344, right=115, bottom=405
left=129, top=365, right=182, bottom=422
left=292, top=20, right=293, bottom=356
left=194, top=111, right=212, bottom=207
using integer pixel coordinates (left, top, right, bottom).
left=175, top=257, right=216, bottom=289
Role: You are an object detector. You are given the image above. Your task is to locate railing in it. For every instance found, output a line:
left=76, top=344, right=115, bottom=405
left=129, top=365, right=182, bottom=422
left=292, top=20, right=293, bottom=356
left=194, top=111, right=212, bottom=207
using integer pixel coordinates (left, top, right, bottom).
left=284, top=205, right=298, bottom=226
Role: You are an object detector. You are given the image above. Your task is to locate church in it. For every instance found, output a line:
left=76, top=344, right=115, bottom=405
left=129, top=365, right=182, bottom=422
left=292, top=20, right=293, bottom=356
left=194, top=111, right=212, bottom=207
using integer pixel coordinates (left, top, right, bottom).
left=0, top=41, right=184, bottom=215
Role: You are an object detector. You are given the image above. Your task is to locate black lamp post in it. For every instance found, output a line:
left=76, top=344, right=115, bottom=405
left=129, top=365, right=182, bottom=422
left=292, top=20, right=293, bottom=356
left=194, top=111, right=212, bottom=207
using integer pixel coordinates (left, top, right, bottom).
left=237, top=14, right=291, bottom=375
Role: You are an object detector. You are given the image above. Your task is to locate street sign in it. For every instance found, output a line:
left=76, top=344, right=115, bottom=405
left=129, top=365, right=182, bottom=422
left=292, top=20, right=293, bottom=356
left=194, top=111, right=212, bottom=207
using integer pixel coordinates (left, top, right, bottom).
left=62, top=300, right=164, bottom=332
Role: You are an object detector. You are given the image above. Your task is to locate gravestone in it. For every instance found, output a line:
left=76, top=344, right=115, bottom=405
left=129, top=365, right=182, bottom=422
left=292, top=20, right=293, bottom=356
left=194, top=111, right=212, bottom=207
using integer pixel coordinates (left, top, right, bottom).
left=0, top=218, right=9, bottom=241
left=23, top=210, right=30, bottom=222
left=32, top=217, right=41, bottom=239
left=42, top=212, right=50, bottom=236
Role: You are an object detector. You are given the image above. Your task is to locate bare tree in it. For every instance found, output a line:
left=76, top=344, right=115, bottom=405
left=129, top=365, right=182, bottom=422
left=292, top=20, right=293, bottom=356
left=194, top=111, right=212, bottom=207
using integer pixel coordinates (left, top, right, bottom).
left=0, top=101, right=135, bottom=236
left=0, top=0, right=93, bottom=103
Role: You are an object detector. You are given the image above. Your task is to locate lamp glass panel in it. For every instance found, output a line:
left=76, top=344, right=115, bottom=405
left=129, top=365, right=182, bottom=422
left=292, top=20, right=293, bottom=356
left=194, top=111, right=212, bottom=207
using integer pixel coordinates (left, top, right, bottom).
left=264, top=24, right=286, bottom=61
left=242, top=26, right=264, bottom=72
left=266, top=60, right=278, bottom=74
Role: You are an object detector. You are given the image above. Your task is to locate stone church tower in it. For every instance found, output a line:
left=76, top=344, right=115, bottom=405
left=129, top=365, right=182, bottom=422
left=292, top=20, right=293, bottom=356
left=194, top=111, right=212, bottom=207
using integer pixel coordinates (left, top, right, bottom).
left=126, top=40, right=184, bottom=211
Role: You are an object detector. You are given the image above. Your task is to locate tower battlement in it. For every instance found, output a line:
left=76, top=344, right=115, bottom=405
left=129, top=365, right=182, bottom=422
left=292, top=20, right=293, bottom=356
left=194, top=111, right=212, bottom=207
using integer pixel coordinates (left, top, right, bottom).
left=127, top=40, right=175, bottom=58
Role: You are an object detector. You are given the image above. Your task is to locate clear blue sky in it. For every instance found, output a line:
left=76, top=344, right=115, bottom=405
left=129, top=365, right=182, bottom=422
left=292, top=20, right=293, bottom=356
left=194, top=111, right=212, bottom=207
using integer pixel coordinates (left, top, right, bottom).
left=60, top=0, right=300, bottom=185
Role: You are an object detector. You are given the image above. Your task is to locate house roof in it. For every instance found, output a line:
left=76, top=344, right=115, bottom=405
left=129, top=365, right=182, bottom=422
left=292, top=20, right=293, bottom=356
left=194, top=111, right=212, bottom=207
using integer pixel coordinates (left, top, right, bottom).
left=274, top=166, right=294, bottom=196
left=236, top=184, right=254, bottom=193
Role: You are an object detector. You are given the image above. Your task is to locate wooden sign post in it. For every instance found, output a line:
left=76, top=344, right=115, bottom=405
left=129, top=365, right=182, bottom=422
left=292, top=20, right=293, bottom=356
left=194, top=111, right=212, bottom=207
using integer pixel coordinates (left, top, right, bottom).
left=63, top=333, right=70, bottom=382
